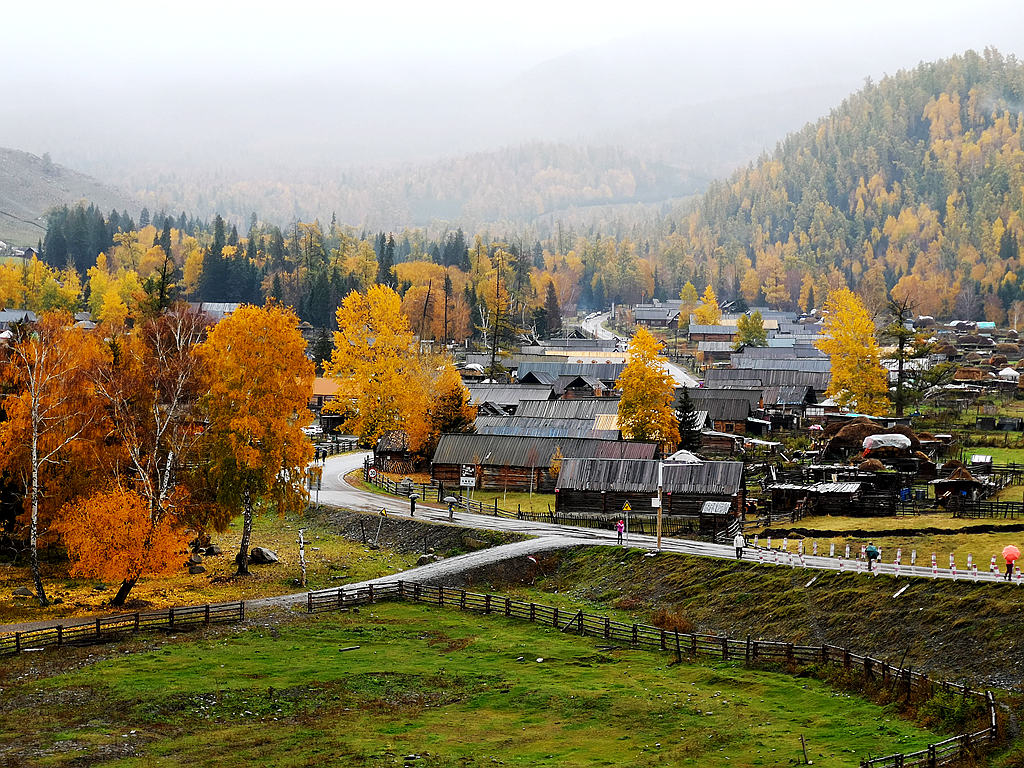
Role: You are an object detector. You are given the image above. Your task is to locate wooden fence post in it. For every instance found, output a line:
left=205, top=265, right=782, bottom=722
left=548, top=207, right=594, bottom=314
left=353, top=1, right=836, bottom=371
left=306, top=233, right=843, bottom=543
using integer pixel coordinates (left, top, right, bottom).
left=14, top=632, right=20, bottom=653
left=205, top=605, right=211, bottom=626
left=134, top=613, right=140, bottom=632
left=168, top=608, right=174, bottom=629
left=414, top=583, right=421, bottom=602
left=786, top=643, right=794, bottom=665
left=368, top=583, right=375, bottom=603
left=308, top=592, right=313, bottom=613
left=745, top=635, right=751, bottom=664
left=460, top=590, right=466, bottom=610
left=553, top=607, right=559, bottom=628
left=505, top=597, right=511, bottom=616
left=485, top=594, right=491, bottom=614
left=632, top=623, right=638, bottom=645
left=240, top=601, right=245, bottom=620
left=691, top=634, right=697, bottom=656
left=438, top=586, right=444, bottom=606
left=56, top=626, right=62, bottom=647
left=660, top=629, right=666, bottom=651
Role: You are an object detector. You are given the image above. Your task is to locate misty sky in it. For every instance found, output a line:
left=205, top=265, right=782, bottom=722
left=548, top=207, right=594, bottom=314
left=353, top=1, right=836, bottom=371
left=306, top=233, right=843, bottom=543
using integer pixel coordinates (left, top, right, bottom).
left=4, top=0, right=1024, bottom=182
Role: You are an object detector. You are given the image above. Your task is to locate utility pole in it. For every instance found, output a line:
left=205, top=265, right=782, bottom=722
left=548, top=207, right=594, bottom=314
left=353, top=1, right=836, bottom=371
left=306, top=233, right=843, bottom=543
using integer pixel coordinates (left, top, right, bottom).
left=298, top=528, right=307, bottom=587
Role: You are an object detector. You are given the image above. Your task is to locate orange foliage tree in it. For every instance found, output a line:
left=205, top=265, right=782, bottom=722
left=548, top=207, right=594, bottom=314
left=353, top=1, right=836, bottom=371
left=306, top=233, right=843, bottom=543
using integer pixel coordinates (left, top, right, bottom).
left=198, top=304, right=314, bottom=575
left=0, top=314, right=102, bottom=605
left=57, top=487, right=191, bottom=606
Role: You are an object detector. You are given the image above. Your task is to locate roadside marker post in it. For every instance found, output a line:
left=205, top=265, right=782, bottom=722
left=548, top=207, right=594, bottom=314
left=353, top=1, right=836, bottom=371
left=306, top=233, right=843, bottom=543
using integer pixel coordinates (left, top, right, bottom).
left=932, top=553, right=937, bottom=577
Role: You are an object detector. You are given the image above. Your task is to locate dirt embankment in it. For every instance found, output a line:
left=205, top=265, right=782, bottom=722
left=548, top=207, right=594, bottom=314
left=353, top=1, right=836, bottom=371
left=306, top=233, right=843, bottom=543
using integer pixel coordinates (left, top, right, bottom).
left=448, top=546, right=1024, bottom=690
left=313, top=507, right=529, bottom=558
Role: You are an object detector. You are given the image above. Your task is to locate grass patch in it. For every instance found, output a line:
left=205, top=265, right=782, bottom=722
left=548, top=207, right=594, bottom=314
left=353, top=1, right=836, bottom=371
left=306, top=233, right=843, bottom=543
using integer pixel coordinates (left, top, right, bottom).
left=0, top=600, right=943, bottom=767
left=0, top=505, right=419, bottom=625
left=354, top=469, right=557, bottom=515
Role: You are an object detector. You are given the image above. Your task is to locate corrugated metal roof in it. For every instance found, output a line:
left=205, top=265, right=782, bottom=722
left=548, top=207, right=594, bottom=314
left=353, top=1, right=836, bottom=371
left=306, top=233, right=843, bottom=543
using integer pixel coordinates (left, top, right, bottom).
left=593, top=413, right=620, bottom=432
left=475, top=416, right=616, bottom=440
left=733, top=358, right=832, bottom=372
left=555, top=458, right=742, bottom=495
left=703, top=368, right=831, bottom=391
left=688, top=324, right=736, bottom=335
left=465, top=384, right=553, bottom=406
left=761, top=385, right=813, bottom=406
left=686, top=391, right=753, bottom=422
left=698, top=341, right=734, bottom=352
left=516, top=399, right=620, bottom=419
left=663, top=461, right=744, bottom=495
left=432, top=434, right=657, bottom=467
left=516, top=361, right=626, bottom=381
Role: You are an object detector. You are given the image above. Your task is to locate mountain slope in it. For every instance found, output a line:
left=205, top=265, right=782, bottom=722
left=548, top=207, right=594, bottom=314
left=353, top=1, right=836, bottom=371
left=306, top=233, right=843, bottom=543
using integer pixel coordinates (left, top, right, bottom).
left=676, top=49, right=1024, bottom=320
left=0, top=148, right=135, bottom=247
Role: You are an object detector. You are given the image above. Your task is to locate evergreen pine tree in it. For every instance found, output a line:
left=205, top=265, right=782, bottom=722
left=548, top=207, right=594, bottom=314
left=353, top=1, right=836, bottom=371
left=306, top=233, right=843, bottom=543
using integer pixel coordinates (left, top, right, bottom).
left=677, top=387, right=702, bottom=450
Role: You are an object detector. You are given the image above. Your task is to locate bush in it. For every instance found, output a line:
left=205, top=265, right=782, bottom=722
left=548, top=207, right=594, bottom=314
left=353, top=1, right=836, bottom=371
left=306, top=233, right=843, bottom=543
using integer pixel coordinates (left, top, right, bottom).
left=650, top=607, right=695, bottom=634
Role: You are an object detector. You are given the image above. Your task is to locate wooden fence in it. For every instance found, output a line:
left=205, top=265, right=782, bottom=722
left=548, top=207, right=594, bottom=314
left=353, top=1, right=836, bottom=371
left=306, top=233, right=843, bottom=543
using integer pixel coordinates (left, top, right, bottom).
left=0, top=601, right=245, bottom=657
left=950, top=499, right=1024, bottom=519
left=307, top=581, right=997, bottom=768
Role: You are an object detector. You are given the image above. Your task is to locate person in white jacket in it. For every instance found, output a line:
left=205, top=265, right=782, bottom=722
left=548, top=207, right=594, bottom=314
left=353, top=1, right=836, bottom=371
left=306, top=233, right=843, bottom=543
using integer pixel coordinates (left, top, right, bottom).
left=733, top=531, right=746, bottom=560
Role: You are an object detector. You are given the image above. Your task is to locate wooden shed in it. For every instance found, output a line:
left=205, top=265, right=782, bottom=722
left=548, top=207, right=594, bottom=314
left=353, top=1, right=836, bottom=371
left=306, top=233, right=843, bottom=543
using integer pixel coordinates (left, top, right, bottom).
left=431, top=434, right=658, bottom=492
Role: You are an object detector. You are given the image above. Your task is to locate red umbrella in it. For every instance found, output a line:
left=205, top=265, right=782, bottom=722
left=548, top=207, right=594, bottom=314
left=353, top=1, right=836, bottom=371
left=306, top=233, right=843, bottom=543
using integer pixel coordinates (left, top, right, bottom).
left=1003, top=545, right=1020, bottom=563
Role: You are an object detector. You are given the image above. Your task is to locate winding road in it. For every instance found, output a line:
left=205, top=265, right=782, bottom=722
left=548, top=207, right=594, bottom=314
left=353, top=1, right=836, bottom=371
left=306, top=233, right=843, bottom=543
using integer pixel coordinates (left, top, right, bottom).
left=581, top=310, right=699, bottom=388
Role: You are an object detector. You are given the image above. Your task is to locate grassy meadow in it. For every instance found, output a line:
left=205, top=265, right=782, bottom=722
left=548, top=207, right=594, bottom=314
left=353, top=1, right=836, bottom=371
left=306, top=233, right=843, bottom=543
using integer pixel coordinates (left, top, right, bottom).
left=0, top=599, right=945, bottom=768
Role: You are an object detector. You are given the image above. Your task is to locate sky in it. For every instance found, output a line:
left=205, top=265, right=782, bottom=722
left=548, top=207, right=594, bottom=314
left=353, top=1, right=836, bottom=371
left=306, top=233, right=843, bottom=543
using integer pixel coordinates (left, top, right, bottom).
left=3, top=0, right=1024, bottom=182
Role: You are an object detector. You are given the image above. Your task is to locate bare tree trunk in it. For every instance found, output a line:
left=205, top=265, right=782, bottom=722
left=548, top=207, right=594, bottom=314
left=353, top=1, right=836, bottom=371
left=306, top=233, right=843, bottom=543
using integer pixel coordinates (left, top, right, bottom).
left=30, top=418, right=48, bottom=606
left=235, top=489, right=253, bottom=576
left=111, top=577, right=137, bottom=607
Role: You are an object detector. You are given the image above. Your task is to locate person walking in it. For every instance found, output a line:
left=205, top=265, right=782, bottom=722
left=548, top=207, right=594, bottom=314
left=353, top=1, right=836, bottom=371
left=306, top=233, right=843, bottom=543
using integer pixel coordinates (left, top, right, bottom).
left=615, top=519, right=625, bottom=545
left=1003, top=545, right=1020, bottom=581
left=733, top=530, right=746, bottom=560
left=865, top=542, right=880, bottom=573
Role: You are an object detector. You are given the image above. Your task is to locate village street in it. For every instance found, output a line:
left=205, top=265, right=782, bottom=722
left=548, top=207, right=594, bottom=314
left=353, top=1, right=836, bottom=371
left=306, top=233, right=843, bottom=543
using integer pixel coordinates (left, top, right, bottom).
left=581, top=311, right=700, bottom=388
left=318, top=451, right=1024, bottom=587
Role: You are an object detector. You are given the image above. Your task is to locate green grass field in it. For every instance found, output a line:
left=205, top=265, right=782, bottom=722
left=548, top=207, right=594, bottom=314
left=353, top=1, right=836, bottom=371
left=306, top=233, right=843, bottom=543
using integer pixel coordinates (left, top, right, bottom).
left=1, top=601, right=944, bottom=768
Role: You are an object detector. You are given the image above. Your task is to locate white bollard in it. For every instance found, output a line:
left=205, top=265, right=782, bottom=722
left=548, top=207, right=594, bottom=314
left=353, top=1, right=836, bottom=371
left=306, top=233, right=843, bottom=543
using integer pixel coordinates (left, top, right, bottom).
left=753, top=535, right=759, bottom=548
left=767, top=536, right=772, bottom=550
left=839, top=555, right=845, bottom=571
left=782, top=537, right=788, bottom=552
left=896, top=548, right=902, bottom=565
left=950, top=553, right=957, bottom=581
left=830, top=542, right=835, bottom=558
left=990, top=555, right=997, bottom=575
left=845, top=544, right=851, bottom=559
left=911, top=550, right=917, bottom=567
left=798, top=540, right=804, bottom=555
left=931, top=553, right=937, bottom=577
left=813, top=541, right=818, bottom=556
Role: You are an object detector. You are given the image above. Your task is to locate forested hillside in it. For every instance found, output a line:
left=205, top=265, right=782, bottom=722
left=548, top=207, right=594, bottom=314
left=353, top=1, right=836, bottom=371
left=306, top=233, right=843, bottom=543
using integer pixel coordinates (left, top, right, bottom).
left=670, top=49, right=1024, bottom=321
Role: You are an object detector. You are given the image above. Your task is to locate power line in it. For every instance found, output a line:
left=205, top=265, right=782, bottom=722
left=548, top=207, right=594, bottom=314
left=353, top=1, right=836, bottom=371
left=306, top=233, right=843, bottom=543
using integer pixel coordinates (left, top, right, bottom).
left=0, top=210, right=46, bottom=230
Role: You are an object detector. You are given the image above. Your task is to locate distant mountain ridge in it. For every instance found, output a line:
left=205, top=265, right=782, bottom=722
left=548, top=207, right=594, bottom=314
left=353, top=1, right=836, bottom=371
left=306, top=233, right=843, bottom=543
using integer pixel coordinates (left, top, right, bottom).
left=0, top=148, right=135, bottom=247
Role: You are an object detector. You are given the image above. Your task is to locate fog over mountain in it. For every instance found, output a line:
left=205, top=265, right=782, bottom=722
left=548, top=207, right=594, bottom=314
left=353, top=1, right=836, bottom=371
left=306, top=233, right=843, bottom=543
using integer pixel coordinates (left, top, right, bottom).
left=2, top=1, right=1023, bottom=230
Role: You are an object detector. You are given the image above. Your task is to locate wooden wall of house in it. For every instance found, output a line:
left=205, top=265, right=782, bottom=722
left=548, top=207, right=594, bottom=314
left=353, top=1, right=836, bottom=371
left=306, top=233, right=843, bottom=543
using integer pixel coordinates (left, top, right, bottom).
left=555, top=490, right=739, bottom=517
left=711, top=419, right=746, bottom=435
left=432, top=463, right=554, bottom=492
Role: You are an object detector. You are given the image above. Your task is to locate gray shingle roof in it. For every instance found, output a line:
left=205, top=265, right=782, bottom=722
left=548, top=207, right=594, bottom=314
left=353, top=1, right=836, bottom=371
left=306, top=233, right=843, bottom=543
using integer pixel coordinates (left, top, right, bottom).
left=432, top=434, right=657, bottom=467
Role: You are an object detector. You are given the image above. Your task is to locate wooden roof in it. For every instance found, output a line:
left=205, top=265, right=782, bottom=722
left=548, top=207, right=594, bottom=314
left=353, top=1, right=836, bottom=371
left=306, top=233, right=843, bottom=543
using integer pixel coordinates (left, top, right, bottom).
left=432, top=434, right=657, bottom=468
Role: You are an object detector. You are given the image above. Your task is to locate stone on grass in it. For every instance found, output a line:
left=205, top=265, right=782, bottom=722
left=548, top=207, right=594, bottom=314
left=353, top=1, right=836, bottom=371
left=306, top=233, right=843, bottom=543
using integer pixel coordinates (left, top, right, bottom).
left=249, top=547, right=279, bottom=564
left=12, top=586, right=32, bottom=597
left=188, top=564, right=207, bottom=575
left=205, top=544, right=222, bottom=556
left=188, top=553, right=204, bottom=565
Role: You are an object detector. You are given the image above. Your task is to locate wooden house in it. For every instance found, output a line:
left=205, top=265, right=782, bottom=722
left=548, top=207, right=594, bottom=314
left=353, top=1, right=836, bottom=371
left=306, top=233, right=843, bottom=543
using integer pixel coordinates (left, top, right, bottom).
left=431, top=434, right=657, bottom=492
left=553, top=374, right=607, bottom=399
left=554, top=458, right=744, bottom=535
left=373, top=430, right=414, bottom=472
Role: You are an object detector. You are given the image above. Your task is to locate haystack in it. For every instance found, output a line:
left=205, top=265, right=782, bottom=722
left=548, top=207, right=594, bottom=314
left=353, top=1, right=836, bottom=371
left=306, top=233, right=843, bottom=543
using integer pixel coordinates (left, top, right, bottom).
left=940, top=459, right=965, bottom=472
left=858, top=458, right=886, bottom=472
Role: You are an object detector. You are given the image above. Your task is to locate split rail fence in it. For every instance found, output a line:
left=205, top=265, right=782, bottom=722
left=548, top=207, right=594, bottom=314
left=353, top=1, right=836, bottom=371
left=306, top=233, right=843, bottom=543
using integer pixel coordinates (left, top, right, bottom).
left=0, top=601, right=244, bottom=657
left=308, top=580, right=997, bottom=768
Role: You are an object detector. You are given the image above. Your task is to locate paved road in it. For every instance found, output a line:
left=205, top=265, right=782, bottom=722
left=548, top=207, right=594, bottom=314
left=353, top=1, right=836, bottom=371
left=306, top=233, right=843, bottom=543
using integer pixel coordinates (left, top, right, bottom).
left=581, top=311, right=700, bottom=388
